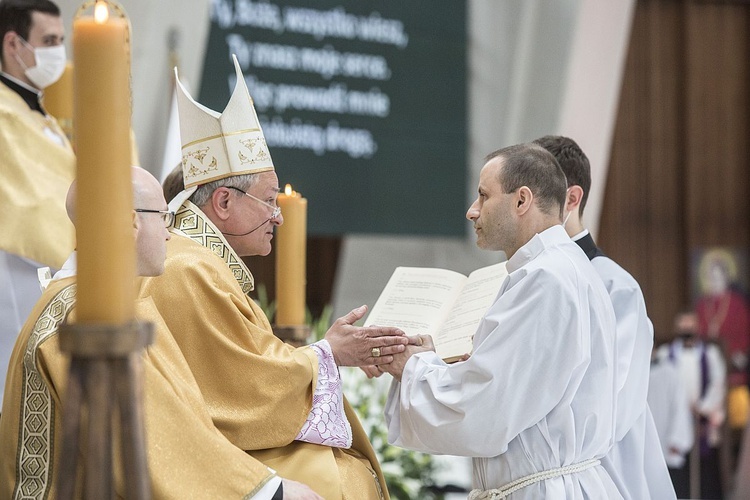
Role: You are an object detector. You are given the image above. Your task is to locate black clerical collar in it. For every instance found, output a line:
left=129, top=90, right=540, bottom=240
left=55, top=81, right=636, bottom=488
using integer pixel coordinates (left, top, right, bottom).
left=574, top=232, right=607, bottom=261
left=0, top=72, right=44, bottom=114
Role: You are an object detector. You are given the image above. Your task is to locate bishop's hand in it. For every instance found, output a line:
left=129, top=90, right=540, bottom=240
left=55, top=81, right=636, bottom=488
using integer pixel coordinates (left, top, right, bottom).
left=325, top=305, right=408, bottom=367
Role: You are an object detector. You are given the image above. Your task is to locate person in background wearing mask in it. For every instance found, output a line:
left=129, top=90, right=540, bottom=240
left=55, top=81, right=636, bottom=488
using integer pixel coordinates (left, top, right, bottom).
left=0, top=0, right=75, bottom=410
left=654, top=311, right=727, bottom=499
left=534, top=135, right=675, bottom=499
left=648, top=328, right=694, bottom=498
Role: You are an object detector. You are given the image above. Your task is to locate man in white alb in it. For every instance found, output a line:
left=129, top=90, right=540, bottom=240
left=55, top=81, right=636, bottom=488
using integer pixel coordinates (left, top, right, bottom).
left=535, top=135, right=676, bottom=499
left=383, top=143, right=621, bottom=498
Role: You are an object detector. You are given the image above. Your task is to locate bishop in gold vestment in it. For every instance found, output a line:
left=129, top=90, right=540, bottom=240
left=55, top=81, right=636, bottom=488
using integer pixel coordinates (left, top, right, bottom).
left=138, top=202, right=389, bottom=499
left=136, top=54, right=406, bottom=498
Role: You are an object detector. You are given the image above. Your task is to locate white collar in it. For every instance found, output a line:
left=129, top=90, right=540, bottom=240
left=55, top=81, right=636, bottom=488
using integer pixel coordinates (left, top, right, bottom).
left=506, top=225, right=571, bottom=273
left=52, top=251, right=77, bottom=281
left=570, top=228, right=590, bottom=242
left=0, top=71, right=42, bottom=96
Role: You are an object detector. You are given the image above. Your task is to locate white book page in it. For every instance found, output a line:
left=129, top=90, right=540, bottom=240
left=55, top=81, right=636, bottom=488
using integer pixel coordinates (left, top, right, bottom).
left=364, top=267, right=466, bottom=335
left=435, top=262, right=508, bottom=361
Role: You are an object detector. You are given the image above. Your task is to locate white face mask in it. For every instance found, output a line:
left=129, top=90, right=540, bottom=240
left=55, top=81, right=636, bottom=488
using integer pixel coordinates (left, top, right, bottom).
left=15, top=37, right=67, bottom=89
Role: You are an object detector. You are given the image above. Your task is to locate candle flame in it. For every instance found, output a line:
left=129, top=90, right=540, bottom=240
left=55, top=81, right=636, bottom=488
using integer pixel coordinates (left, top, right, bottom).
left=284, top=184, right=293, bottom=196
left=94, top=1, right=109, bottom=23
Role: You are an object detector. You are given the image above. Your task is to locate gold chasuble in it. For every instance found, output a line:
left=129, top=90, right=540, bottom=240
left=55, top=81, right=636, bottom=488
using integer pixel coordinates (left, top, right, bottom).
left=0, top=81, right=75, bottom=268
left=138, top=201, right=389, bottom=499
left=0, top=277, right=274, bottom=499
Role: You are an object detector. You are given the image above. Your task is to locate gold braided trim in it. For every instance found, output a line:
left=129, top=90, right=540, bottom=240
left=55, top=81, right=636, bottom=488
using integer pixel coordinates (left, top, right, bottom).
left=241, top=471, right=276, bottom=500
left=372, top=468, right=385, bottom=500
left=181, top=127, right=263, bottom=150
left=171, top=201, right=255, bottom=294
left=13, top=283, right=77, bottom=500
left=183, top=167, right=274, bottom=190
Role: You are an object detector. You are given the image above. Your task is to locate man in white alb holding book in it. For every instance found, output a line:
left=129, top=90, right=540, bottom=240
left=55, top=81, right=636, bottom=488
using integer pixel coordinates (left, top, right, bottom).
left=383, top=143, right=622, bottom=498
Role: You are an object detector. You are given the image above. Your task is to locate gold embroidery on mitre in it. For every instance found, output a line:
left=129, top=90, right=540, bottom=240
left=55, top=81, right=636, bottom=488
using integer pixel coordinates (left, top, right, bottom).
left=172, top=201, right=255, bottom=294
left=15, top=284, right=77, bottom=499
left=174, top=55, right=274, bottom=189
left=238, top=137, right=271, bottom=165
left=253, top=142, right=270, bottom=162
left=193, top=147, right=209, bottom=163
left=183, top=147, right=219, bottom=181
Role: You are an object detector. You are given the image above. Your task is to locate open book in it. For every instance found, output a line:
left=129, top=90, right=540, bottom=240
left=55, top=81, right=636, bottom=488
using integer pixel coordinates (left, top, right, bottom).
left=364, top=262, right=508, bottom=362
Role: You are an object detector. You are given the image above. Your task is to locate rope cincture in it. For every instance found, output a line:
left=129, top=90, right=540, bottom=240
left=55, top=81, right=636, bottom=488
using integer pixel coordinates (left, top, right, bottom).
left=468, top=458, right=601, bottom=499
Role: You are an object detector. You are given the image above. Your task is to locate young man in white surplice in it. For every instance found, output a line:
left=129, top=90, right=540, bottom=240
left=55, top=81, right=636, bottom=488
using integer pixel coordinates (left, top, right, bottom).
left=383, top=143, right=622, bottom=499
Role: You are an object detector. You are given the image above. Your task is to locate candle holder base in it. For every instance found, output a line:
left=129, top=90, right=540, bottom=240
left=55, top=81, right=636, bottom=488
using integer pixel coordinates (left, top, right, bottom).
left=57, top=321, right=153, bottom=500
left=273, top=324, right=311, bottom=347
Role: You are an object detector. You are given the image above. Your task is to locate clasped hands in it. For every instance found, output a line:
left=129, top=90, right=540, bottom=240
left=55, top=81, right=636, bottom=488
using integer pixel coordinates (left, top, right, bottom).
left=324, top=306, right=434, bottom=377
left=364, top=334, right=435, bottom=381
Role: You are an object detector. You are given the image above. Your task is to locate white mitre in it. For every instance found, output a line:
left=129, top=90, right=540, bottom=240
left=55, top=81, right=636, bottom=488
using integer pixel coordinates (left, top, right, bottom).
left=169, top=54, right=273, bottom=210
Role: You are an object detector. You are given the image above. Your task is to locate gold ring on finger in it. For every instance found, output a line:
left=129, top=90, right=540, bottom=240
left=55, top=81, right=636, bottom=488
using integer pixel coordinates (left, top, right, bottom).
left=371, top=347, right=381, bottom=358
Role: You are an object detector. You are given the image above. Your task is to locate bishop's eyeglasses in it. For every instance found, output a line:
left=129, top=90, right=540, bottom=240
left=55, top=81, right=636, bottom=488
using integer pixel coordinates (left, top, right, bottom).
left=226, top=186, right=282, bottom=220
left=134, top=209, right=175, bottom=228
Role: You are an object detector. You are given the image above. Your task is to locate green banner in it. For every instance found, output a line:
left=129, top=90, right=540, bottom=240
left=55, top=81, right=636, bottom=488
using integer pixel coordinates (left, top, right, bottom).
left=200, top=0, right=467, bottom=236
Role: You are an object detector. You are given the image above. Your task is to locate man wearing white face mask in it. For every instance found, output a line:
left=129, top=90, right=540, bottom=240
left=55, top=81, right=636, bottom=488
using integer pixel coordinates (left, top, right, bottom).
left=0, top=0, right=75, bottom=409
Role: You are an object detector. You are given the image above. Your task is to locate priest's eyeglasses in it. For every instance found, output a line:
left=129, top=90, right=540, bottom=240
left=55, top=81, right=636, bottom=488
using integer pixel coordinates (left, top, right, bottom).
left=134, top=209, right=175, bottom=228
left=226, top=186, right=282, bottom=220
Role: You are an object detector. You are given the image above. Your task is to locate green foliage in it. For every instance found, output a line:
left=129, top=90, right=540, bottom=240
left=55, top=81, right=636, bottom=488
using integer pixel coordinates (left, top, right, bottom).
left=306, top=304, right=334, bottom=343
left=255, top=283, right=276, bottom=321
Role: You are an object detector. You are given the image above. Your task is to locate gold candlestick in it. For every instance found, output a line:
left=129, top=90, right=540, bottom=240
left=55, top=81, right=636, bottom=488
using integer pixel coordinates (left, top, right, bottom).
left=74, top=0, right=134, bottom=325
left=58, top=3, right=151, bottom=499
left=275, top=184, right=308, bottom=326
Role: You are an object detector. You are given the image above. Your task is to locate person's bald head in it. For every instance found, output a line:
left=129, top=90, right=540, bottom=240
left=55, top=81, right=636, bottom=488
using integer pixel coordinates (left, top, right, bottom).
left=65, top=166, right=161, bottom=223
left=64, top=167, right=171, bottom=276
left=131, top=166, right=172, bottom=277
left=132, top=166, right=163, bottom=211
